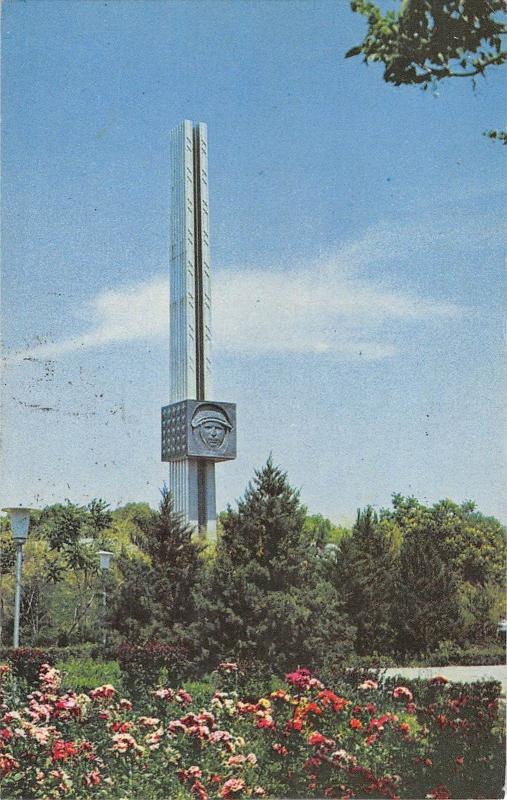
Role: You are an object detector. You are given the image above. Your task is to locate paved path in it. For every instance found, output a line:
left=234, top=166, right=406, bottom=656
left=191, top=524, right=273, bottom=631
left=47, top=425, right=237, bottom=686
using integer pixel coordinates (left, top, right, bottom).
left=383, top=664, right=507, bottom=694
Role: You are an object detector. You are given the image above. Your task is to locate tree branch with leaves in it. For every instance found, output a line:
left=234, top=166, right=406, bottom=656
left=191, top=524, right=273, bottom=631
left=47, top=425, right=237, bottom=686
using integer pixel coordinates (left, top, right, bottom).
left=347, top=0, right=506, bottom=141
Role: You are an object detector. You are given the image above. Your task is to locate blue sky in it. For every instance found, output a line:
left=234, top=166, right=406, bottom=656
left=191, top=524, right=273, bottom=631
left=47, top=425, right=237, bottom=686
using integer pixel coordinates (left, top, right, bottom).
left=1, top=0, right=505, bottom=524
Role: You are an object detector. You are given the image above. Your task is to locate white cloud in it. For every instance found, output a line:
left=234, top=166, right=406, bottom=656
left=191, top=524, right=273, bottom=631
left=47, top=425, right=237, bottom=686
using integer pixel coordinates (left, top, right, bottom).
left=4, top=278, right=170, bottom=363
left=4, top=225, right=464, bottom=365
left=213, top=254, right=461, bottom=359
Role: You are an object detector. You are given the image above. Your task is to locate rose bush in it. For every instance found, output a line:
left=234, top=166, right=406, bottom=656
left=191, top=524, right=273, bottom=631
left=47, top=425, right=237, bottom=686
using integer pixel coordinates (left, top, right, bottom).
left=0, top=662, right=504, bottom=799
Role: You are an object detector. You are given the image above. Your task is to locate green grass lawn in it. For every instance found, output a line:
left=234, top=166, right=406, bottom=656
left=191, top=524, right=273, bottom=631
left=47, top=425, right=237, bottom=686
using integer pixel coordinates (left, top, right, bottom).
left=56, top=658, right=122, bottom=692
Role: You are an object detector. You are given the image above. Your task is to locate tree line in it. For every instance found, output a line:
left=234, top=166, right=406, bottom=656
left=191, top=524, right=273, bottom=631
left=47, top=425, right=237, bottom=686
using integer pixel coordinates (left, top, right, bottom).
left=1, top=459, right=505, bottom=671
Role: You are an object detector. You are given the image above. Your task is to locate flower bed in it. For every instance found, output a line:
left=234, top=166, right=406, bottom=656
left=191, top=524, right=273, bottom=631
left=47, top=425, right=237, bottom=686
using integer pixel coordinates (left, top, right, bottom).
left=0, top=663, right=504, bottom=799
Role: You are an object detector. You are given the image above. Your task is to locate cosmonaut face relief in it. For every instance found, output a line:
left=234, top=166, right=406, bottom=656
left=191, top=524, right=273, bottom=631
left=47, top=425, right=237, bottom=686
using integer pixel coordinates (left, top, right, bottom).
left=191, top=405, right=232, bottom=451
left=161, top=400, right=236, bottom=463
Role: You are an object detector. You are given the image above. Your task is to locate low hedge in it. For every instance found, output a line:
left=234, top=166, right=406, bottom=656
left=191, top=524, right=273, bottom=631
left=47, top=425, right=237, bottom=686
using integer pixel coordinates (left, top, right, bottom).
left=423, top=642, right=506, bottom=667
left=117, top=640, right=192, bottom=698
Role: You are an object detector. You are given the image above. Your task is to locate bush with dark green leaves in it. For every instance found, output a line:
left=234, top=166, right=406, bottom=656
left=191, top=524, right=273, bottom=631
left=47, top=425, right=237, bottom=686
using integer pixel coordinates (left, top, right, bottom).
left=117, top=640, right=191, bottom=698
left=8, top=647, right=53, bottom=686
left=212, top=657, right=275, bottom=701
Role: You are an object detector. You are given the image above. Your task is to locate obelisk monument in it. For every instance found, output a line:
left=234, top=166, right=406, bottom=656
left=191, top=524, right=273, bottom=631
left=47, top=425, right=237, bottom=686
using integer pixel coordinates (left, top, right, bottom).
left=161, top=121, right=236, bottom=536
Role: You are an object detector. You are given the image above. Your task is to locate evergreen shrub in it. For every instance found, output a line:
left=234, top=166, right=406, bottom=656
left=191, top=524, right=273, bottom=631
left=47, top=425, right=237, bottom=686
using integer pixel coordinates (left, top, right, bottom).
left=117, top=640, right=190, bottom=698
left=198, top=458, right=356, bottom=674
left=212, top=657, right=274, bottom=700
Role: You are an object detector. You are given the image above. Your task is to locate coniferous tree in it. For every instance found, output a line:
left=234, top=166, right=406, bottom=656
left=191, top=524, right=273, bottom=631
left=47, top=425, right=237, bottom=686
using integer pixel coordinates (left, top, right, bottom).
left=111, top=486, right=204, bottom=645
left=393, top=523, right=461, bottom=655
left=109, top=556, right=154, bottom=641
left=197, top=459, right=355, bottom=673
left=338, top=507, right=397, bottom=656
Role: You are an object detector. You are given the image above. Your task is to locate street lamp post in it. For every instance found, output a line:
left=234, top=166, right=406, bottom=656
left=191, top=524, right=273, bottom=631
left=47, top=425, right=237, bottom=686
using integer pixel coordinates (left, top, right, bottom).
left=2, top=508, right=31, bottom=648
left=98, top=550, right=113, bottom=649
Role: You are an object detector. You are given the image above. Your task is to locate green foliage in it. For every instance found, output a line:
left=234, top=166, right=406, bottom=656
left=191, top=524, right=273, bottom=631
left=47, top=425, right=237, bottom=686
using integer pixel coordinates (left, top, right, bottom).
left=347, top=1, right=506, bottom=141
left=337, top=506, right=397, bottom=655
left=0, top=471, right=504, bottom=670
left=333, top=494, right=506, bottom=660
left=423, top=640, right=506, bottom=666
left=87, top=498, right=113, bottom=537
left=395, top=521, right=462, bottom=653
left=212, top=657, right=276, bottom=700
left=117, top=640, right=191, bottom=698
left=347, top=0, right=506, bottom=86
left=111, top=501, right=158, bottom=550
left=484, top=127, right=507, bottom=143
left=6, top=499, right=116, bottom=646
left=198, top=458, right=355, bottom=674
left=109, top=554, right=154, bottom=641
left=33, top=498, right=112, bottom=551
left=304, top=513, right=350, bottom=546
left=141, top=486, right=204, bottom=632
left=110, top=486, right=204, bottom=649
left=0, top=523, right=15, bottom=574
left=219, top=456, right=307, bottom=573
left=57, top=657, right=121, bottom=692
left=385, top=495, right=506, bottom=652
